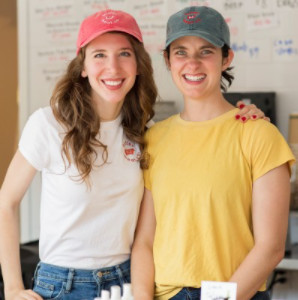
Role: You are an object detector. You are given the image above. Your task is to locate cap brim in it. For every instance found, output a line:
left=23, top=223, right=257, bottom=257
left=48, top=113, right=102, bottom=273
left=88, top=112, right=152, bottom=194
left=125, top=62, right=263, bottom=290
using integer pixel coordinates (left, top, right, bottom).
left=165, top=30, right=224, bottom=48
left=77, top=28, right=143, bottom=55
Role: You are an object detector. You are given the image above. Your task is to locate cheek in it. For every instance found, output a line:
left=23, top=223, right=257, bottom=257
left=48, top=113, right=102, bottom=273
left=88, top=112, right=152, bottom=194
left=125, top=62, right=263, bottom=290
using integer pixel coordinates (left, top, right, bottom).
left=85, top=58, right=104, bottom=72
left=123, top=63, right=138, bottom=79
left=86, top=66, right=102, bottom=80
left=211, top=59, right=225, bottom=73
left=126, top=59, right=138, bottom=72
left=168, top=59, right=182, bottom=73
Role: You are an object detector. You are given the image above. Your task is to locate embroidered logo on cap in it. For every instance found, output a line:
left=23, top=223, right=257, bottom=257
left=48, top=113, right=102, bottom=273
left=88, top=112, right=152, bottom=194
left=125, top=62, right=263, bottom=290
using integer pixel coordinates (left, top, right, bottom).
left=123, top=139, right=141, bottom=162
left=183, top=12, right=201, bottom=24
left=101, top=11, right=120, bottom=25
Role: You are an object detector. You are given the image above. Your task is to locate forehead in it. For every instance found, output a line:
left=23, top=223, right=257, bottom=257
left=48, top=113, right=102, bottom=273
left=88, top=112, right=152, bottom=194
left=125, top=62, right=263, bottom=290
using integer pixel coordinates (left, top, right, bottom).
left=171, top=35, right=216, bottom=48
left=86, top=32, right=133, bottom=50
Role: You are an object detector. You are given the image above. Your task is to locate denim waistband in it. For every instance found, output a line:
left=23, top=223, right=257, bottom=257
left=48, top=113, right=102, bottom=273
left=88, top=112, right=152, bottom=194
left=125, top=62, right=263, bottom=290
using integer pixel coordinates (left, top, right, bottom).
left=35, top=259, right=130, bottom=283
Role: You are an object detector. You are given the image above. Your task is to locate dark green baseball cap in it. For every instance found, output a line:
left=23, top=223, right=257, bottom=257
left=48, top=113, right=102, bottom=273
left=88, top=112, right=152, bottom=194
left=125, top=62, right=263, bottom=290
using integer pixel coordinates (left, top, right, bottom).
left=165, top=6, right=230, bottom=48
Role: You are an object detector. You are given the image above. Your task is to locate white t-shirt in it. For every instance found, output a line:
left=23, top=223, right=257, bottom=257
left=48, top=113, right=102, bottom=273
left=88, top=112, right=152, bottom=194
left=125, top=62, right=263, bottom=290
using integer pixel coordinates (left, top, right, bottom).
left=19, top=107, right=144, bottom=269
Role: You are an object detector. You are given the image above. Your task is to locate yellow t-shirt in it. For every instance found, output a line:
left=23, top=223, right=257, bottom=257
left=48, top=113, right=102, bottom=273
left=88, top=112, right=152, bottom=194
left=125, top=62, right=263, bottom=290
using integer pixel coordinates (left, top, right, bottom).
left=144, top=109, right=295, bottom=300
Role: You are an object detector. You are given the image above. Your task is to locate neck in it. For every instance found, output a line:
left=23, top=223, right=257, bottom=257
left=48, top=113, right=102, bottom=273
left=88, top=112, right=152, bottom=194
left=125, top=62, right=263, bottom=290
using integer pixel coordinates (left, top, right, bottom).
left=180, top=93, right=234, bottom=122
left=100, top=111, right=121, bottom=122
left=93, top=101, right=123, bottom=122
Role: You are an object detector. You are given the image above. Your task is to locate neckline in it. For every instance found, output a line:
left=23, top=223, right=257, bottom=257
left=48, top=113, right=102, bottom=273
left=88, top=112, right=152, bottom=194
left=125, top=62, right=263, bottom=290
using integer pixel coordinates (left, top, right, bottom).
left=100, top=114, right=122, bottom=130
left=175, top=108, right=238, bottom=126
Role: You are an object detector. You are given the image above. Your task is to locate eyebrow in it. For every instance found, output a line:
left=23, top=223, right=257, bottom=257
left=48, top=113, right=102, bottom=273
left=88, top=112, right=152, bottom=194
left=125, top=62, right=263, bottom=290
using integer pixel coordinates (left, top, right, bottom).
left=171, top=44, right=216, bottom=51
left=90, top=47, right=134, bottom=54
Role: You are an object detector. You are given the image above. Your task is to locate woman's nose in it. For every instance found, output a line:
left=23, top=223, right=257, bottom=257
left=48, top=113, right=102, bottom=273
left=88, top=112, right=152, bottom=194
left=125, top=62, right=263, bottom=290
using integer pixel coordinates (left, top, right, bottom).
left=107, top=55, right=120, bottom=71
left=187, top=55, right=202, bottom=67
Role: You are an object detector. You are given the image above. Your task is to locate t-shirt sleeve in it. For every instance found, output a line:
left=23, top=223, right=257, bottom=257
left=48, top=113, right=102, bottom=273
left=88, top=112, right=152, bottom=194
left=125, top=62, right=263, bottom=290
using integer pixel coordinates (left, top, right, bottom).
left=242, top=121, right=295, bottom=182
left=18, top=109, right=50, bottom=171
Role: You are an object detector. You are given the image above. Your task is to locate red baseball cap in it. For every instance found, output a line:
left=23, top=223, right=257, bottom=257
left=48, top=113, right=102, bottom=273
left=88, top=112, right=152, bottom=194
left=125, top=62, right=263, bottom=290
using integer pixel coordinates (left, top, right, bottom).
left=76, top=9, right=143, bottom=55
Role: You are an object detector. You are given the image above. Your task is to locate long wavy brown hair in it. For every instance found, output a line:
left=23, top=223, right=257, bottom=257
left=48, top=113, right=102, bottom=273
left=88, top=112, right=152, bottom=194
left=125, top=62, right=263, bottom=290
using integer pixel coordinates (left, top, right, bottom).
left=50, top=33, right=157, bottom=184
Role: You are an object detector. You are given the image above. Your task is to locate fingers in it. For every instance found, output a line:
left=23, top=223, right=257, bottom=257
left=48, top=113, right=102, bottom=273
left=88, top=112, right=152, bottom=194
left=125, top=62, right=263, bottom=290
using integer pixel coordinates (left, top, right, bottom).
left=25, top=289, right=43, bottom=300
left=235, top=103, right=268, bottom=123
left=8, top=289, right=43, bottom=300
left=263, top=116, right=271, bottom=122
left=236, top=100, right=246, bottom=109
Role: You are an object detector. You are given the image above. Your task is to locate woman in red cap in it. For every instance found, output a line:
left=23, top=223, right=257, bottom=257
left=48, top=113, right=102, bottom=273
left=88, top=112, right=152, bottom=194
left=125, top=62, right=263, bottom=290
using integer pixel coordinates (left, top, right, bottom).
left=0, top=9, right=157, bottom=300
left=0, top=8, right=267, bottom=300
left=131, top=6, right=295, bottom=300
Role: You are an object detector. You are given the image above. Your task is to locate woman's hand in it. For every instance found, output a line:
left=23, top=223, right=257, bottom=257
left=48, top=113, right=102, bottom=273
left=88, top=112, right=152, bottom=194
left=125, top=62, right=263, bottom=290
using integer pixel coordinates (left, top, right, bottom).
left=6, top=289, right=43, bottom=300
left=235, top=101, right=270, bottom=123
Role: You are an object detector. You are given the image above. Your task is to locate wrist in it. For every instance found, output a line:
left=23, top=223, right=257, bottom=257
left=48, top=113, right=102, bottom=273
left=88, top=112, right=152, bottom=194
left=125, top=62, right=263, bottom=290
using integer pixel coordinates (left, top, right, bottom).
left=5, top=285, right=25, bottom=296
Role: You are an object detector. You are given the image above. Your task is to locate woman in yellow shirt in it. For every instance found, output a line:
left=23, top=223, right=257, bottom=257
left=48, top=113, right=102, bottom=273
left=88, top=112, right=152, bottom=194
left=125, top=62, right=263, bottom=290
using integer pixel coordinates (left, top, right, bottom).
left=131, top=6, right=295, bottom=300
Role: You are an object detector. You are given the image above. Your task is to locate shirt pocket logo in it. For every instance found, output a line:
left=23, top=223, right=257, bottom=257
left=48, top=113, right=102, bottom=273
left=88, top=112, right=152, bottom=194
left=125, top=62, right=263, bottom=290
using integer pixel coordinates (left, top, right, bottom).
left=122, top=138, right=141, bottom=162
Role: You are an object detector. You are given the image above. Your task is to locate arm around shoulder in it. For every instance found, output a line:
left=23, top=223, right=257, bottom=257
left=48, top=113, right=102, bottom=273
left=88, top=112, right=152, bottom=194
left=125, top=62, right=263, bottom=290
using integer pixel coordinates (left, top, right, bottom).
left=131, top=188, right=156, bottom=300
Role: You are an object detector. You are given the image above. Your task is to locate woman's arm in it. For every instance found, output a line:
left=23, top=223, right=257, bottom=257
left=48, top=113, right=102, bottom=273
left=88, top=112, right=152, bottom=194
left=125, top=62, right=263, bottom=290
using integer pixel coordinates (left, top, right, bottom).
left=229, top=163, right=290, bottom=300
left=131, top=188, right=156, bottom=300
left=0, top=150, right=42, bottom=300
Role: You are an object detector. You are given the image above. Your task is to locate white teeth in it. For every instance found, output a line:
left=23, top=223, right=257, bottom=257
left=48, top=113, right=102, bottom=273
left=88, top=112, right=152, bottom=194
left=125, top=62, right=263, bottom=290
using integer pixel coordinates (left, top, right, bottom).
left=104, top=80, right=122, bottom=86
left=184, top=74, right=206, bottom=81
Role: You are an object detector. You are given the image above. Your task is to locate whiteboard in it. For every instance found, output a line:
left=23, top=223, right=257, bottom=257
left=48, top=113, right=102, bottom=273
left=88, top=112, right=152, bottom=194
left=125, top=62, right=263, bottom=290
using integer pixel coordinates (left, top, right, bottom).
left=18, top=0, right=298, bottom=242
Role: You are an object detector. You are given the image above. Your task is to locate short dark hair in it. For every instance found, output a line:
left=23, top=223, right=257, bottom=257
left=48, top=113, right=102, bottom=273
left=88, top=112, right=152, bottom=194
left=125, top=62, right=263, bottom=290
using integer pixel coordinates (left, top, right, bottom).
left=221, top=44, right=234, bottom=92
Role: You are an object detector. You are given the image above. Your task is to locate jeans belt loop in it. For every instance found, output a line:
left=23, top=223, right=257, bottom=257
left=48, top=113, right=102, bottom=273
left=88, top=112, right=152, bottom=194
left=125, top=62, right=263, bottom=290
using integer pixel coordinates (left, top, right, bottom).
left=65, top=268, right=75, bottom=293
left=116, top=264, right=123, bottom=280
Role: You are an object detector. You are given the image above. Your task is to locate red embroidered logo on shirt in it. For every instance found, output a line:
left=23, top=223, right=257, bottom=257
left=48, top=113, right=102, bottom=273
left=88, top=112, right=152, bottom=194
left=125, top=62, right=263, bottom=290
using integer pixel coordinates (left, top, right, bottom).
left=183, top=12, right=201, bottom=24
left=125, top=148, right=135, bottom=156
left=123, top=139, right=141, bottom=162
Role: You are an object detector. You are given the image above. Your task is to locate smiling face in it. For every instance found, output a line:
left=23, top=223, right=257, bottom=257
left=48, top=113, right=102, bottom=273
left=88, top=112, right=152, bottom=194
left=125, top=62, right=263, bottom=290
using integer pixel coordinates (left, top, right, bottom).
left=81, top=32, right=138, bottom=118
left=166, top=35, right=233, bottom=102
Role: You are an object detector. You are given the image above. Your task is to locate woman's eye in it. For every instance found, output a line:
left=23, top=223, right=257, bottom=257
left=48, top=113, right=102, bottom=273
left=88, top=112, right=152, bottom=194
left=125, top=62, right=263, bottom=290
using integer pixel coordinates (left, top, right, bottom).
left=176, top=50, right=186, bottom=56
left=201, top=49, right=212, bottom=55
left=120, top=51, right=131, bottom=57
left=94, top=53, right=105, bottom=58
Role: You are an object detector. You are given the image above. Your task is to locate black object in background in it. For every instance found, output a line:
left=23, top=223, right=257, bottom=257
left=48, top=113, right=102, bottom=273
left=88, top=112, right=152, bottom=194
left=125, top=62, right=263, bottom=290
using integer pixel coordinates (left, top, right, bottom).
left=224, top=92, right=276, bottom=125
left=0, top=240, right=39, bottom=300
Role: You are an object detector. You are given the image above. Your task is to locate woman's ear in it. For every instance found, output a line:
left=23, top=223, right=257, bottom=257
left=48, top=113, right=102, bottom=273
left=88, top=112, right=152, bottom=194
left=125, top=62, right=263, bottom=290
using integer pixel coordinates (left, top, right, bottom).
left=81, top=69, right=87, bottom=78
left=222, top=49, right=234, bottom=71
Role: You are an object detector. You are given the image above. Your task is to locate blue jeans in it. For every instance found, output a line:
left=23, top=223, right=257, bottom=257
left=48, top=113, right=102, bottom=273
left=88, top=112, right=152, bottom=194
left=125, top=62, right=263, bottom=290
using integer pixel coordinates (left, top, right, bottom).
left=32, top=260, right=131, bottom=299
left=169, top=287, right=270, bottom=300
